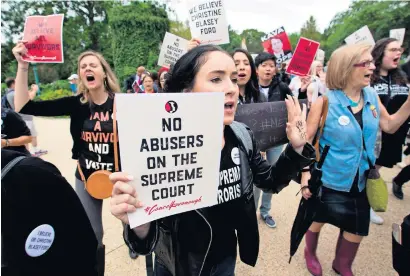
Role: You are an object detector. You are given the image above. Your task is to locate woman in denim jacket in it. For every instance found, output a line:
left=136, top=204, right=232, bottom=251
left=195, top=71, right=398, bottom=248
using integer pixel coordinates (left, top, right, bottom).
left=300, top=43, right=410, bottom=276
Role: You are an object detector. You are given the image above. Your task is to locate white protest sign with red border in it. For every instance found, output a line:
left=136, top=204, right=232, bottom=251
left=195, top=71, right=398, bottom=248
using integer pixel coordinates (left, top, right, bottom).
left=22, top=14, right=64, bottom=63
left=286, top=37, right=320, bottom=77
left=116, top=93, right=224, bottom=228
left=261, top=26, right=293, bottom=66
left=187, top=0, right=230, bottom=45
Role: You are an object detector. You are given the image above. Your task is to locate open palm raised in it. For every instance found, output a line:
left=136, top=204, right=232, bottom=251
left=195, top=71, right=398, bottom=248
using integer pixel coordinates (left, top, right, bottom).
left=285, top=95, right=307, bottom=150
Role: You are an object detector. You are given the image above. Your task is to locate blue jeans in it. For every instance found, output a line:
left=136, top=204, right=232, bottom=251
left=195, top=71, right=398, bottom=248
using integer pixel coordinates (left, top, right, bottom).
left=154, top=255, right=236, bottom=276
left=253, top=145, right=284, bottom=218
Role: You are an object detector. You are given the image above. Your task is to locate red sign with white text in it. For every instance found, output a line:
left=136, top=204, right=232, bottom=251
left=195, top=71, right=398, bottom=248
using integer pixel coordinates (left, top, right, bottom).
left=22, top=14, right=64, bottom=63
left=286, top=37, right=320, bottom=77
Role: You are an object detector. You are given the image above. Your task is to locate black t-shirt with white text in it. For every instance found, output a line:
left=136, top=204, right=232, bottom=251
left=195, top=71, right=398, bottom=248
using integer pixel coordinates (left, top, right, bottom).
left=206, top=126, right=242, bottom=263
left=75, top=97, right=117, bottom=180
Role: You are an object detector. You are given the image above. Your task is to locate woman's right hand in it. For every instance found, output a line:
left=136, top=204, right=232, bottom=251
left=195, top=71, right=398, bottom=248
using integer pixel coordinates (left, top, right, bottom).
left=12, top=41, right=29, bottom=66
left=300, top=76, right=312, bottom=92
left=110, top=172, right=144, bottom=225
left=301, top=172, right=312, bottom=200
left=187, top=38, right=201, bottom=51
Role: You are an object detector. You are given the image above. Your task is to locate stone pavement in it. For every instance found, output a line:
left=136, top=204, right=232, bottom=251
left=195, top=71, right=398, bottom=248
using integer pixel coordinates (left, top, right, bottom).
left=35, top=117, right=407, bottom=276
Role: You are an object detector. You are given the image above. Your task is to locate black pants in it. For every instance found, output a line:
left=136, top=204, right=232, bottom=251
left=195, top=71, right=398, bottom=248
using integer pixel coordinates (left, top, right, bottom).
left=394, top=165, right=410, bottom=186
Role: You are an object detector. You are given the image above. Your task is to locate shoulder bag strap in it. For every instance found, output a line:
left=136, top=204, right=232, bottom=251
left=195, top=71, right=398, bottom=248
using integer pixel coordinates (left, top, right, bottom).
left=1, top=156, right=26, bottom=180
left=314, top=95, right=329, bottom=161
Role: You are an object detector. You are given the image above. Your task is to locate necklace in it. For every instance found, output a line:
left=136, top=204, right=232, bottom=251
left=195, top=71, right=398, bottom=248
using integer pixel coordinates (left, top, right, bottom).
left=345, top=92, right=362, bottom=107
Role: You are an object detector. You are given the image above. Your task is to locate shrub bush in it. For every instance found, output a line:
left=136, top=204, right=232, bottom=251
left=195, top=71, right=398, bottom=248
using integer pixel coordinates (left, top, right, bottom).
left=36, top=88, right=73, bottom=101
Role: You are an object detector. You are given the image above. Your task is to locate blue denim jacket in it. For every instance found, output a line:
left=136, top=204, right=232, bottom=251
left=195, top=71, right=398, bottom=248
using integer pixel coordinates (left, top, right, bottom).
left=320, top=87, right=380, bottom=192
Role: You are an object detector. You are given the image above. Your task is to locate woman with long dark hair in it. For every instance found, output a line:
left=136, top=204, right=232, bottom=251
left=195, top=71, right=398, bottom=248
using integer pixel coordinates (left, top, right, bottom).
left=109, top=45, right=315, bottom=275
left=232, top=48, right=267, bottom=104
left=371, top=38, right=409, bottom=219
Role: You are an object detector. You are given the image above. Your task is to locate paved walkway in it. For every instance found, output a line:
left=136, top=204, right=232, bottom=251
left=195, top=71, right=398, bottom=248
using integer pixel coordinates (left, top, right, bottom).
left=35, top=117, right=407, bottom=276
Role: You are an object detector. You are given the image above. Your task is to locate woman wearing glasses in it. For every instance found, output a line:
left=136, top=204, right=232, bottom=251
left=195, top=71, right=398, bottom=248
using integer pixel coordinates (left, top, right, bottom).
left=370, top=38, right=409, bottom=204
left=300, top=43, right=410, bottom=276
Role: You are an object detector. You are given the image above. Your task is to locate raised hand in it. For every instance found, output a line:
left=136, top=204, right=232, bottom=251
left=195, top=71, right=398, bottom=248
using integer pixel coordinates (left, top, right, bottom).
left=12, top=41, right=29, bottom=66
left=187, top=38, right=201, bottom=51
left=285, top=95, right=307, bottom=151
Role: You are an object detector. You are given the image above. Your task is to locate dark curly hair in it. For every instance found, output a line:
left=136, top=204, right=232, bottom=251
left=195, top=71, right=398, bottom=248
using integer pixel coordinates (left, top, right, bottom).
left=371, top=37, right=407, bottom=86
left=163, top=45, right=230, bottom=93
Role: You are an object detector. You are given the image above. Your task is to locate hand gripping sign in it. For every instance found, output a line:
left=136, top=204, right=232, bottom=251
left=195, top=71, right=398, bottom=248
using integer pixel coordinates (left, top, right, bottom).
left=22, top=14, right=64, bottom=63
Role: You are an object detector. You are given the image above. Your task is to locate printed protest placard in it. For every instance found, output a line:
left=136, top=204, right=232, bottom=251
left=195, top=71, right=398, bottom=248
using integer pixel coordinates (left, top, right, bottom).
left=261, top=26, right=293, bottom=66
left=315, top=49, right=325, bottom=63
left=286, top=37, right=320, bottom=77
left=390, top=28, right=406, bottom=46
left=116, top=93, right=224, bottom=228
left=158, top=32, right=188, bottom=68
left=187, top=0, right=229, bottom=45
left=22, top=14, right=64, bottom=63
left=235, top=100, right=307, bottom=151
left=345, top=25, right=375, bottom=46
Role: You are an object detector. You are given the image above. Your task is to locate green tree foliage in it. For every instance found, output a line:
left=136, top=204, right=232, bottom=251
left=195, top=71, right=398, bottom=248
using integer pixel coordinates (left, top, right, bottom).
left=300, top=16, right=322, bottom=42
left=240, top=29, right=265, bottom=54
left=322, top=1, right=410, bottom=60
left=220, top=25, right=242, bottom=53
left=170, top=20, right=191, bottom=40
left=110, top=1, right=169, bottom=85
left=288, top=32, right=300, bottom=50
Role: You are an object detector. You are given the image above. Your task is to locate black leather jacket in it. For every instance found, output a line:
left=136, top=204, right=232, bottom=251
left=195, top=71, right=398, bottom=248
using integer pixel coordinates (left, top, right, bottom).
left=123, top=124, right=315, bottom=276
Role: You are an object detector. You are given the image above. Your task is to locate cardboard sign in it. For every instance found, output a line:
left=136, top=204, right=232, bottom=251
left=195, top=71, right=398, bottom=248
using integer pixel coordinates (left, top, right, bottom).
left=390, top=28, right=406, bottom=46
left=315, top=49, right=325, bottom=63
left=345, top=25, right=375, bottom=46
left=116, top=93, right=224, bottom=228
left=286, top=37, right=320, bottom=77
left=235, top=100, right=307, bottom=151
left=22, top=14, right=64, bottom=63
left=261, top=26, right=293, bottom=66
left=187, top=0, right=229, bottom=45
left=158, top=32, right=188, bottom=68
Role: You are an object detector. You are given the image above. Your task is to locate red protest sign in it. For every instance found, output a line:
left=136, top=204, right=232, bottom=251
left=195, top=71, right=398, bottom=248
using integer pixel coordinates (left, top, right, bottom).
left=22, top=14, right=64, bottom=63
left=261, top=26, right=293, bottom=66
left=286, top=37, right=320, bottom=77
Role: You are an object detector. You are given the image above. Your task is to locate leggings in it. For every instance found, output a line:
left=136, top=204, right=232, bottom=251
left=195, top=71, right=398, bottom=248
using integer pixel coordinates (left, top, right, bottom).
left=394, top=165, right=410, bottom=186
left=75, top=177, right=104, bottom=245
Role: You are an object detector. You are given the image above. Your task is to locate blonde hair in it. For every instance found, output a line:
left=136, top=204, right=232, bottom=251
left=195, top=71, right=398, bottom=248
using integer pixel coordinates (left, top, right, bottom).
left=326, top=43, right=373, bottom=90
left=309, top=60, right=322, bottom=76
left=76, top=51, right=120, bottom=102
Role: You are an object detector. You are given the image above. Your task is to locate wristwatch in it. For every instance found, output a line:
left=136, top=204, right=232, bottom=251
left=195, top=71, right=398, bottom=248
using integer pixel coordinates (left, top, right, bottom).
left=5, top=139, right=10, bottom=147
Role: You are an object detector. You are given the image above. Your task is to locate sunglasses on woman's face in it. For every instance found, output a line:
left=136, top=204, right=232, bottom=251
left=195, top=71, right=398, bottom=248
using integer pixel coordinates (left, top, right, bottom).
left=353, top=60, right=374, bottom=68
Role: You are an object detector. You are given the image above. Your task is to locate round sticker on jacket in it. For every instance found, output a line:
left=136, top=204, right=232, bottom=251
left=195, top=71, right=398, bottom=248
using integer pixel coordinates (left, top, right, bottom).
left=25, top=224, right=55, bottom=257
left=231, top=147, right=240, bottom=165
left=338, top=115, right=350, bottom=126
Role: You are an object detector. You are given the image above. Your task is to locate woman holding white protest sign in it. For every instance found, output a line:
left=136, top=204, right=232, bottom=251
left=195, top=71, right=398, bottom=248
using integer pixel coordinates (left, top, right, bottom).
left=300, top=43, right=410, bottom=276
left=11, top=41, right=140, bottom=265
left=110, top=45, right=315, bottom=275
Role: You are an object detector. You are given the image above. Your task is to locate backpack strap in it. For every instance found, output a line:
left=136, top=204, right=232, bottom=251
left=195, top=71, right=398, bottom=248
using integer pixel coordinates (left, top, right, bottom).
left=315, top=95, right=329, bottom=161
left=1, top=156, right=26, bottom=180
left=230, top=121, right=253, bottom=160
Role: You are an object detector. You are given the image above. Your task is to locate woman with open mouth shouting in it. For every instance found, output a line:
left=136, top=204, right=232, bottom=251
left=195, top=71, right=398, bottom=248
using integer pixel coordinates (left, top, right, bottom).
left=11, top=41, right=137, bottom=272
left=371, top=38, right=409, bottom=204
left=109, top=45, right=316, bottom=276
left=300, top=43, right=410, bottom=276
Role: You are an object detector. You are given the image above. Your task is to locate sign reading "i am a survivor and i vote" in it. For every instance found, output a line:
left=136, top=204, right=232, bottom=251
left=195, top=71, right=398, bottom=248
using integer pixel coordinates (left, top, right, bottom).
left=116, top=93, right=224, bottom=228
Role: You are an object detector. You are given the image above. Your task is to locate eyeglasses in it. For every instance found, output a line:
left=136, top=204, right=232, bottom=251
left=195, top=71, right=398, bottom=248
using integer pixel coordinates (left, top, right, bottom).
left=353, top=60, right=374, bottom=68
left=387, top=47, right=404, bottom=53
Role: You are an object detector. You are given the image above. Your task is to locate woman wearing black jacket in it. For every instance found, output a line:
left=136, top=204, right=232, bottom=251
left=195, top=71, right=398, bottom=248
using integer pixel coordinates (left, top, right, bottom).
left=109, top=45, right=315, bottom=275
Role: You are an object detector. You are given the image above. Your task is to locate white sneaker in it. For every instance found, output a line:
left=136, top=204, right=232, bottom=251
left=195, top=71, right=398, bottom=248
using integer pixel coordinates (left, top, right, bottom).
left=370, top=208, right=384, bottom=225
